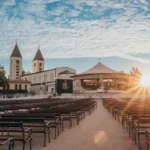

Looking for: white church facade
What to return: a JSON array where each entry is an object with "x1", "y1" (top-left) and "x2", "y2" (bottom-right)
[{"x1": 9, "y1": 43, "x2": 76, "y2": 93}]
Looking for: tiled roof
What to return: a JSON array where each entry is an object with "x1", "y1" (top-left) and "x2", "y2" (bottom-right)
[
  {"x1": 33, "y1": 48, "x2": 44, "y2": 61},
  {"x1": 9, "y1": 79, "x2": 31, "y2": 84},
  {"x1": 10, "y1": 43, "x2": 22, "y2": 58},
  {"x1": 80, "y1": 62, "x2": 118, "y2": 74},
  {"x1": 59, "y1": 70, "x2": 75, "y2": 75}
]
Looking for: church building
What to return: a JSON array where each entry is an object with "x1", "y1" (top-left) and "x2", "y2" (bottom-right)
[
  {"x1": 9, "y1": 43, "x2": 76, "y2": 94},
  {"x1": 9, "y1": 43, "x2": 31, "y2": 91}
]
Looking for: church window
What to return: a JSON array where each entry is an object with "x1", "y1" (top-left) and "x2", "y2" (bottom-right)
[
  {"x1": 19, "y1": 84, "x2": 21, "y2": 90},
  {"x1": 52, "y1": 74, "x2": 53, "y2": 80},
  {"x1": 25, "y1": 85, "x2": 27, "y2": 90},
  {"x1": 39, "y1": 76, "x2": 41, "y2": 82},
  {"x1": 16, "y1": 60, "x2": 19, "y2": 64},
  {"x1": 50, "y1": 74, "x2": 51, "y2": 80},
  {"x1": 39, "y1": 63, "x2": 42, "y2": 67},
  {"x1": 34, "y1": 77, "x2": 36, "y2": 83},
  {"x1": 15, "y1": 84, "x2": 17, "y2": 90},
  {"x1": 34, "y1": 63, "x2": 36, "y2": 67},
  {"x1": 44, "y1": 75, "x2": 47, "y2": 81}
]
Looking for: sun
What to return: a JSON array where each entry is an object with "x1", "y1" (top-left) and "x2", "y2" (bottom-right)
[{"x1": 140, "y1": 75, "x2": 150, "y2": 87}]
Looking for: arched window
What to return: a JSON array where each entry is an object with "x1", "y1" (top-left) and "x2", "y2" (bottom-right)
[
  {"x1": 39, "y1": 76, "x2": 41, "y2": 82},
  {"x1": 25, "y1": 85, "x2": 27, "y2": 90},
  {"x1": 16, "y1": 60, "x2": 19, "y2": 64},
  {"x1": 44, "y1": 75, "x2": 47, "y2": 81},
  {"x1": 34, "y1": 77, "x2": 36, "y2": 83},
  {"x1": 39, "y1": 63, "x2": 42, "y2": 67},
  {"x1": 34, "y1": 63, "x2": 36, "y2": 67},
  {"x1": 7, "y1": 84, "x2": 9, "y2": 90},
  {"x1": 19, "y1": 84, "x2": 21, "y2": 90},
  {"x1": 52, "y1": 74, "x2": 53, "y2": 80},
  {"x1": 15, "y1": 84, "x2": 17, "y2": 90}
]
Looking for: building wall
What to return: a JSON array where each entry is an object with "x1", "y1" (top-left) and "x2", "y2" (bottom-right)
[
  {"x1": 21, "y1": 69, "x2": 56, "y2": 84},
  {"x1": 32, "y1": 60, "x2": 44, "y2": 73},
  {"x1": 10, "y1": 57, "x2": 22, "y2": 79},
  {"x1": 9, "y1": 82, "x2": 30, "y2": 92},
  {"x1": 73, "y1": 79, "x2": 82, "y2": 93},
  {"x1": 21, "y1": 67, "x2": 76, "y2": 94},
  {"x1": 55, "y1": 68, "x2": 76, "y2": 77},
  {"x1": 58, "y1": 73, "x2": 75, "y2": 79}
]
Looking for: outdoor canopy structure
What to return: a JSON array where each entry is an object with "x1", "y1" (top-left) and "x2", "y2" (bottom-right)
[{"x1": 72, "y1": 62, "x2": 134, "y2": 93}]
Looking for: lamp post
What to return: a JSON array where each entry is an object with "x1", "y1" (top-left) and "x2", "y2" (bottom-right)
[{"x1": 40, "y1": 81, "x2": 43, "y2": 96}]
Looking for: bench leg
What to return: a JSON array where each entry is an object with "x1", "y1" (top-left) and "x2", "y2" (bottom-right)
[
  {"x1": 132, "y1": 126, "x2": 134, "y2": 140},
  {"x1": 147, "y1": 143, "x2": 149, "y2": 150},
  {"x1": 77, "y1": 117, "x2": 80, "y2": 125},
  {"x1": 134, "y1": 132, "x2": 137, "y2": 145},
  {"x1": 129, "y1": 124, "x2": 131, "y2": 137},
  {"x1": 55, "y1": 127, "x2": 57, "y2": 139},
  {"x1": 48, "y1": 130, "x2": 50, "y2": 143},
  {"x1": 43, "y1": 133, "x2": 46, "y2": 147},
  {"x1": 57, "y1": 125, "x2": 59, "y2": 136},
  {"x1": 138, "y1": 134, "x2": 142, "y2": 149},
  {"x1": 29, "y1": 139, "x2": 32, "y2": 150},
  {"x1": 9, "y1": 139, "x2": 14, "y2": 150},
  {"x1": 62, "y1": 120, "x2": 64, "y2": 131},
  {"x1": 59, "y1": 123, "x2": 61, "y2": 133},
  {"x1": 69, "y1": 119, "x2": 72, "y2": 129},
  {"x1": 23, "y1": 142, "x2": 25, "y2": 150}
]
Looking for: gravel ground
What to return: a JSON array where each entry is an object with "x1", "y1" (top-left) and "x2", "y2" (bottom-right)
[{"x1": 5, "y1": 100, "x2": 143, "y2": 150}]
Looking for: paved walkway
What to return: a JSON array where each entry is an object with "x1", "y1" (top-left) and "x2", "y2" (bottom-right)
[
  {"x1": 14, "y1": 101, "x2": 139, "y2": 150},
  {"x1": 44, "y1": 101, "x2": 138, "y2": 150}
]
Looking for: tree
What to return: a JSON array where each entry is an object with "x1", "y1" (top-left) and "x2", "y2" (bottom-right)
[
  {"x1": 22, "y1": 69, "x2": 25, "y2": 75},
  {"x1": 0, "y1": 67, "x2": 8, "y2": 89},
  {"x1": 130, "y1": 67, "x2": 142, "y2": 79}
]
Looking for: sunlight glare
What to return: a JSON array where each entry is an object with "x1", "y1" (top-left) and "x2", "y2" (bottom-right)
[{"x1": 140, "y1": 75, "x2": 150, "y2": 86}]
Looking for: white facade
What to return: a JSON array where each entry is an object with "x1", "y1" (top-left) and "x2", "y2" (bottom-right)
[
  {"x1": 9, "y1": 57, "x2": 22, "y2": 79},
  {"x1": 21, "y1": 67, "x2": 76, "y2": 94},
  {"x1": 32, "y1": 60, "x2": 44, "y2": 73},
  {"x1": 9, "y1": 80, "x2": 31, "y2": 92}
]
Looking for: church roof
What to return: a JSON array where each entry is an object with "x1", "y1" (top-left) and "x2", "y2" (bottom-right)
[
  {"x1": 59, "y1": 70, "x2": 76, "y2": 75},
  {"x1": 33, "y1": 49, "x2": 44, "y2": 61},
  {"x1": 80, "y1": 62, "x2": 118, "y2": 75},
  {"x1": 10, "y1": 43, "x2": 22, "y2": 58},
  {"x1": 9, "y1": 79, "x2": 31, "y2": 84}
]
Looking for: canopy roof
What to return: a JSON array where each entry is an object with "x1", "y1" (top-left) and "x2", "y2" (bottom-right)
[{"x1": 80, "y1": 62, "x2": 118, "y2": 75}]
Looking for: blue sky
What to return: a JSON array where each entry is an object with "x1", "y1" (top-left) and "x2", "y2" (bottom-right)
[{"x1": 0, "y1": 0, "x2": 150, "y2": 76}]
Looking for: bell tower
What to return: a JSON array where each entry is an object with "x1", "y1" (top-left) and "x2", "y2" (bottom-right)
[
  {"x1": 9, "y1": 43, "x2": 22, "y2": 79},
  {"x1": 32, "y1": 48, "x2": 44, "y2": 73}
]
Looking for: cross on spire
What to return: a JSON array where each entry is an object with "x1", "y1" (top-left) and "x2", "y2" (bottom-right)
[{"x1": 99, "y1": 58, "x2": 101, "y2": 62}]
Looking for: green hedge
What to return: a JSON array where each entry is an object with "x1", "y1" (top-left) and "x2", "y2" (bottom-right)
[{"x1": 0, "y1": 90, "x2": 28, "y2": 94}]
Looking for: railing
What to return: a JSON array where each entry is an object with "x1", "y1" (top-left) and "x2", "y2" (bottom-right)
[
  {"x1": 1, "y1": 92, "x2": 150, "y2": 101},
  {"x1": 0, "y1": 93, "x2": 50, "y2": 101}
]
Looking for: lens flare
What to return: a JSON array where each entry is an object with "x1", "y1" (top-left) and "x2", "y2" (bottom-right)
[{"x1": 140, "y1": 75, "x2": 150, "y2": 87}]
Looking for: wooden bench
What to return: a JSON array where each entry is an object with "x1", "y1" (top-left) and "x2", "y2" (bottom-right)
[
  {"x1": 133, "y1": 118, "x2": 150, "y2": 149},
  {"x1": 0, "y1": 122, "x2": 32, "y2": 150},
  {"x1": 127, "y1": 114, "x2": 150, "y2": 138},
  {"x1": 2, "y1": 112, "x2": 61, "y2": 139},
  {"x1": 0, "y1": 117, "x2": 50, "y2": 147},
  {"x1": 0, "y1": 137, "x2": 14, "y2": 150},
  {"x1": 146, "y1": 129, "x2": 150, "y2": 150}
]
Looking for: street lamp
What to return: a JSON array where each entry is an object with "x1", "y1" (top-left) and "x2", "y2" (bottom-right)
[{"x1": 40, "y1": 81, "x2": 44, "y2": 95}]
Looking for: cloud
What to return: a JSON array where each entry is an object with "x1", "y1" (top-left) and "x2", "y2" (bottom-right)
[
  {"x1": 3, "y1": 0, "x2": 15, "y2": 6},
  {"x1": 0, "y1": 0, "x2": 150, "y2": 65}
]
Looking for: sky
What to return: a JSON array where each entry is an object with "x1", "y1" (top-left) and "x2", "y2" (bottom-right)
[{"x1": 0, "y1": 0, "x2": 150, "y2": 76}]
